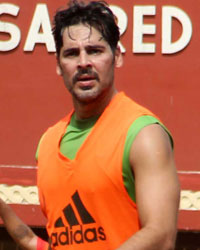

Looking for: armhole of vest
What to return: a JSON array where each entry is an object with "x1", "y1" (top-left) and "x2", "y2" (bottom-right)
[
  {"x1": 35, "y1": 134, "x2": 46, "y2": 162},
  {"x1": 122, "y1": 115, "x2": 173, "y2": 203}
]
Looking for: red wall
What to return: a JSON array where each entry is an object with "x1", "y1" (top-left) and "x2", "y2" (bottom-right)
[{"x1": 1, "y1": 0, "x2": 200, "y2": 171}]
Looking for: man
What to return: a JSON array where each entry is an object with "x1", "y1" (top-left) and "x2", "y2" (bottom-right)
[
  {"x1": 0, "y1": 198, "x2": 48, "y2": 250},
  {"x1": 36, "y1": 0, "x2": 180, "y2": 249}
]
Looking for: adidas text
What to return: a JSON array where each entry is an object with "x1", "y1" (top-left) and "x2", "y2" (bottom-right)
[{"x1": 51, "y1": 225, "x2": 106, "y2": 247}]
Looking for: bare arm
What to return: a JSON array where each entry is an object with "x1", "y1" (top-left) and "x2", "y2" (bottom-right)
[
  {"x1": 0, "y1": 198, "x2": 38, "y2": 250},
  {"x1": 117, "y1": 124, "x2": 180, "y2": 250}
]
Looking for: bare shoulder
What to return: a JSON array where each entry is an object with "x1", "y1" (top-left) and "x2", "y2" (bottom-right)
[
  {"x1": 129, "y1": 124, "x2": 180, "y2": 230},
  {"x1": 129, "y1": 123, "x2": 174, "y2": 172}
]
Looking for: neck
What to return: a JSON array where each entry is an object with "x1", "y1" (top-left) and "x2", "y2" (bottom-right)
[{"x1": 73, "y1": 88, "x2": 118, "y2": 120}]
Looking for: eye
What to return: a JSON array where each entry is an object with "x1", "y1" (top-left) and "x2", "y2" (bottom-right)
[
  {"x1": 87, "y1": 48, "x2": 103, "y2": 55},
  {"x1": 63, "y1": 49, "x2": 79, "y2": 58}
]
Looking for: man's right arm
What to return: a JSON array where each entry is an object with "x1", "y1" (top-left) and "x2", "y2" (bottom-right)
[{"x1": 0, "y1": 198, "x2": 48, "y2": 250}]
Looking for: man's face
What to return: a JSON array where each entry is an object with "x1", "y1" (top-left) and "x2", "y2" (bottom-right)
[{"x1": 57, "y1": 23, "x2": 122, "y2": 103}]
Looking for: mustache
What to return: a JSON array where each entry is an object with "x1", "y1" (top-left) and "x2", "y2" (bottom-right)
[{"x1": 72, "y1": 68, "x2": 100, "y2": 85}]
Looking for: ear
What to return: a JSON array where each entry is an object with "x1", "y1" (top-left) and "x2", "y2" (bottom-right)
[
  {"x1": 56, "y1": 64, "x2": 62, "y2": 76},
  {"x1": 55, "y1": 53, "x2": 62, "y2": 76},
  {"x1": 114, "y1": 46, "x2": 123, "y2": 68}
]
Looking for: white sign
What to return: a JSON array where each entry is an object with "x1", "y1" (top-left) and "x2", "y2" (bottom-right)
[{"x1": 0, "y1": 3, "x2": 193, "y2": 54}]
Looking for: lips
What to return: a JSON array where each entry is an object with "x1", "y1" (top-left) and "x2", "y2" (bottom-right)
[
  {"x1": 77, "y1": 75, "x2": 96, "y2": 82},
  {"x1": 76, "y1": 75, "x2": 96, "y2": 90},
  {"x1": 73, "y1": 70, "x2": 100, "y2": 85}
]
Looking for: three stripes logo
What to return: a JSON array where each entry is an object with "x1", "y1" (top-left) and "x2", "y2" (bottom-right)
[{"x1": 50, "y1": 191, "x2": 106, "y2": 247}]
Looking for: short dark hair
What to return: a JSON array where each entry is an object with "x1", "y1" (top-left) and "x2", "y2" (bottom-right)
[{"x1": 52, "y1": 0, "x2": 120, "y2": 56}]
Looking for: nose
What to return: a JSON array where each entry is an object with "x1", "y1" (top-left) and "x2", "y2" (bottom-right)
[{"x1": 78, "y1": 51, "x2": 91, "y2": 68}]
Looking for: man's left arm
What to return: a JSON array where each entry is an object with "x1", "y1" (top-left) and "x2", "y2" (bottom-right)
[{"x1": 117, "y1": 124, "x2": 180, "y2": 250}]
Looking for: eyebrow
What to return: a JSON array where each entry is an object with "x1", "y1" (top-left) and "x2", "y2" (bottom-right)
[
  {"x1": 86, "y1": 45, "x2": 105, "y2": 50},
  {"x1": 63, "y1": 47, "x2": 78, "y2": 54},
  {"x1": 63, "y1": 44, "x2": 106, "y2": 54}
]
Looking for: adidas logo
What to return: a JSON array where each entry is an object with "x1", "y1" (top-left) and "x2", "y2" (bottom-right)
[{"x1": 50, "y1": 191, "x2": 106, "y2": 247}]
